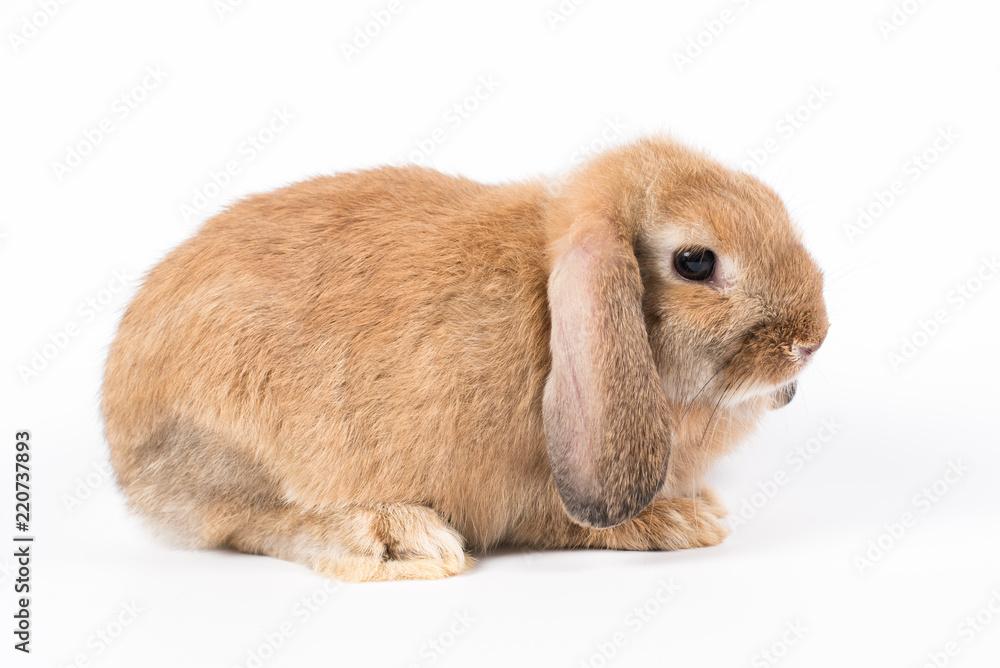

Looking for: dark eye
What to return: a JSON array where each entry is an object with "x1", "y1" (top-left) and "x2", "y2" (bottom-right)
[{"x1": 673, "y1": 248, "x2": 717, "y2": 281}]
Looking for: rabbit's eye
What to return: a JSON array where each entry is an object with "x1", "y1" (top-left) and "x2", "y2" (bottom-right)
[{"x1": 673, "y1": 248, "x2": 716, "y2": 281}]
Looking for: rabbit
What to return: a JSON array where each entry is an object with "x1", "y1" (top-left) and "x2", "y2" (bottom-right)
[{"x1": 102, "y1": 136, "x2": 828, "y2": 582}]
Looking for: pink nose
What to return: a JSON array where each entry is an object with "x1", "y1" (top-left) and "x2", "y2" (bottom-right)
[
  {"x1": 794, "y1": 337, "x2": 824, "y2": 362},
  {"x1": 796, "y1": 344, "x2": 816, "y2": 360}
]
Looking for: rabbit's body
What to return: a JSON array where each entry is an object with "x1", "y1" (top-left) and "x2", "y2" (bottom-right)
[{"x1": 104, "y1": 138, "x2": 827, "y2": 580}]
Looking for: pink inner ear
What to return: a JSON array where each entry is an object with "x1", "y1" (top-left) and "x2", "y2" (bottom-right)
[
  {"x1": 543, "y1": 238, "x2": 612, "y2": 503},
  {"x1": 544, "y1": 222, "x2": 672, "y2": 528}
]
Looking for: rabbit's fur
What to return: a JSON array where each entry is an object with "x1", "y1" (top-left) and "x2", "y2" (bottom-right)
[{"x1": 103, "y1": 137, "x2": 828, "y2": 581}]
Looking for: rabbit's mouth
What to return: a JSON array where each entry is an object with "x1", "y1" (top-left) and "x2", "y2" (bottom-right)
[
  {"x1": 714, "y1": 314, "x2": 829, "y2": 402},
  {"x1": 770, "y1": 381, "x2": 798, "y2": 409},
  {"x1": 706, "y1": 330, "x2": 824, "y2": 409},
  {"x1": 715, "y1": 376, "x2": 789, "y2": 407}
]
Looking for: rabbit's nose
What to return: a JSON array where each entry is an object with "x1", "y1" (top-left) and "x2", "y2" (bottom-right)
[
  {"x1": 793, "y1": 335, "x2": 824, "y2": 363},
  {"x1": 795, "y1": 343, "x2": 816, "y2": 360},
  {"x1": 793, "y1": 319, "x2": 828, "y2": 363}
]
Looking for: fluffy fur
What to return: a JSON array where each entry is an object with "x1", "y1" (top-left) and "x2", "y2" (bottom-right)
[{"x1": 102, "y1": 137, "x2": 828, "y2": 581}]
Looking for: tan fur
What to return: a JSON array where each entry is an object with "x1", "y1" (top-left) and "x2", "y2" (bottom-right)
[{"x1": 102, "y1": 136, "x2": 828, "y2": 581}]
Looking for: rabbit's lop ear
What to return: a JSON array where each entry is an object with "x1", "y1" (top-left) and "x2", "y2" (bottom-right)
[{"x1": 543, "y1": 215, "x2": 672, "y2": 529}]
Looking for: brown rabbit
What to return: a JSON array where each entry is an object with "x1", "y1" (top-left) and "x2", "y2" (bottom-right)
[{"x1": 102, "y1": 136, "x2": 828, "y2": 581}]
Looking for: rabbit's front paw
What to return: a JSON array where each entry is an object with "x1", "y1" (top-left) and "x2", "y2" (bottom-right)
[{"x1": 637, "y1": 493, "x2": 729, "y2": 550}]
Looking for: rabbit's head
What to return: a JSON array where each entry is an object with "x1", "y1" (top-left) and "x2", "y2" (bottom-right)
[{"x1": 543, "y1": 137, "x2": 828, "y2": 529}]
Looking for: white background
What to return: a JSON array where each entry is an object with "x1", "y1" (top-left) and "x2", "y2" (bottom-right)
[{"x1": 2, "y1": 0, "x2": 999, "y2": 666}]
